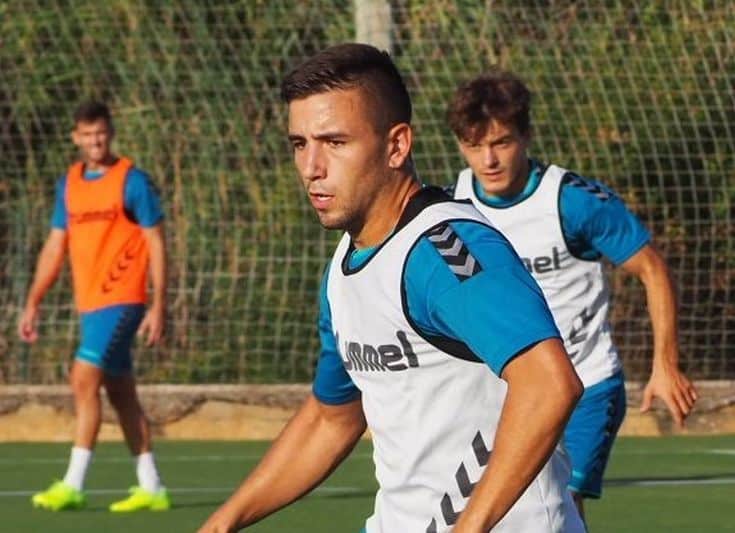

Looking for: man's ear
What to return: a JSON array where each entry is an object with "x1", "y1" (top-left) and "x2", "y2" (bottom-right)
[{"x1": 387, "y1": 122, "x2": 412, "y2": 170}]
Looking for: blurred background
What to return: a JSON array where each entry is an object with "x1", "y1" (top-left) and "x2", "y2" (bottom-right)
[{"x1": 1, "y1": 0, "x2": 733, "y2": 385}]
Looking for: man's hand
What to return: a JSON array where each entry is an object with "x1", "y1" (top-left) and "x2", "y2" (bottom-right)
[
  {"x1": 640, "y1": 362, "x2": 698, "y2": 427},
  {"x1": 137, "y1": 304, "x2": 165, "y2": 346},
  {"x1": 18, "y1": 305, "x2": 40, "y2": 343},
  {"x1": 197, "y1": 504, "x2": 241, "y2": 533}
]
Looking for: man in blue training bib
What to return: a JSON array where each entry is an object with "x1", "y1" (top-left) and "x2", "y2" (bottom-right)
[
  {"x1": 446, "y1": 70, "x2": 698, "y2": 523},
  {"x1": 199, "y1": 44, "x2": 585, "y2": 533}
]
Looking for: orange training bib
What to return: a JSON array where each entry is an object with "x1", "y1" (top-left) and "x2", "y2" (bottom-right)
[{"x1": 66, "y1": 157, "x2": 149, "y2": 312}]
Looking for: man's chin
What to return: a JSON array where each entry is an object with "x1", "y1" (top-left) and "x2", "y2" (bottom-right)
[
  {"x1": 480, "y1": 180, "x2": 512, "y2": 196},
  {"x1": 315, "y1": 212, "x2": 345, "y2": 231}
]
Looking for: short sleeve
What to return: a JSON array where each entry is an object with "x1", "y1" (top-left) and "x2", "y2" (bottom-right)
[
  {"x1": 50, "y1": 176, "x2": 67, "y2": 229},
  {"x1": 560, "y1": 175, "x2": 651, "y2": 265},
  {"x1": 404, "y1": 220, "x2": 561, "y2": 376},
  {"x1": 123, "y1": 168, "x2": 164, "y2": 227},
  {"x1": 312, "y1": 263, "x2": 361, "y2": 405}
]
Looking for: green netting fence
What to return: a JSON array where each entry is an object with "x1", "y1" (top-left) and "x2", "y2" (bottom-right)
[{"x1": 1, "y1": 0, "x2": 733, "y2": 384}]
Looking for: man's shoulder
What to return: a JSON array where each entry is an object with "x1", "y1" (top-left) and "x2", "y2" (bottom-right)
[
  {"x1": 559, "y1": 169, "x2": 618, "y2": 204},
  {"x1": 126, "y1": 165, "x2": 153, "y2": 182},
  {"x1": 124, "y1": 166, "x2": 161, "y2": 199},
  {"x1": 408, "y1": 218, "x2": 517, "y2": 286}
]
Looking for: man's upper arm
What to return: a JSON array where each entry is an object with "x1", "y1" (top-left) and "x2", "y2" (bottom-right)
[
  {"x1": 405, "y1": 220, "x2": 561, "y2": 377},
  {"x1": 560, "y1": 175, "x2": 650, "y2": 265},
  {"x1": 500, "y1": 337, "x2": 580, "y2": 396},
  {"x1": 46, "y1": 227, "x2": 68, "y2": 253},
  {"x1": 618, "y1": 242, "x2": 667, "y2": 279},
  {"x1": 141, "y1": 223, "x2": 164, "y2": 240},
  {"x1": 312, "y1": 264, "x2": 361, "y2": 405}
]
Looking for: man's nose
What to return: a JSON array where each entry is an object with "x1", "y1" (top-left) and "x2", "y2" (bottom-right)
[
  {"x1": 483, "y1": 146, "x2": 498, "y2": 167},
  {"x1": 303, "y1": 145, "x2": 326, "y2": 181}
]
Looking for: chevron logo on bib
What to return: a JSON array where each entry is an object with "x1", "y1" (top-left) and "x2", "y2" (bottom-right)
[{"x1": 425, "y1": 223, "x2": 482, "y2": 281}]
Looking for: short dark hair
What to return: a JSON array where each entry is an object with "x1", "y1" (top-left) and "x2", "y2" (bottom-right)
[
  {"x1": 281, "y1": 43, "x2": 411, "y2": 132},
  {"x1": 447, "y1": 70, "x2": 532, "y2": 143},
  {"x1": 73, "y1": 101, "x2": 112, "y2": 126}
]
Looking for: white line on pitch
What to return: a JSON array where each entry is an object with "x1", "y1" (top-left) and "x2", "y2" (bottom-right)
[
  {"x1": 0, "y1": 486, "x2": 363, "y2": 498},
  {"x1": 606, "y1": 477, "x2": 735, "y2": 487},
  {"x1": 0, "y1": 453, "x2": 375, "y2": 465},
  {"x1": 612, "y1": 448, "x2": 735, "y2": 456},
  {"x1": 0, "y1": 448, "x2": 731, "y2": 466}
]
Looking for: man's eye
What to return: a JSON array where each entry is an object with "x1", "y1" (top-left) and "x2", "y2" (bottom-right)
[{"x1": 327, "y1": 140, "x2": 344, "y2": 148}]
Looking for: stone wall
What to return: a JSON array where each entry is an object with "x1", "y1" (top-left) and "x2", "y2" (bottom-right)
[{"x1": 0, "y1": 382, "x2": 732, "y2": 442}]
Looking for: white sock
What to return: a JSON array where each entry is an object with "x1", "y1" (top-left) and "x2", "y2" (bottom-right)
[
  {"x1": 136, "y1": 452, "x2": 162, "y2": 493},
  {"x1": 62, "y1": 446, "x2": 93, "y2": 491}
]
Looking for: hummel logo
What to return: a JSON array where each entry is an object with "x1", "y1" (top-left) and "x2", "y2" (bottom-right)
[
  {"x1": 101, "y1": 245, "x2": 139, "y2": 293},
  {"x1": 425, "y1": 223, "x2": 482, "y2": 281},
  {"x1": 337, "y1": 330, "x2": 419, "y2": 372},
  {"x1": 563, "y1": 172, "x2": 614, "y2": 202},
  {"x1": 520, "y1": 246, "x2": 570, "y2": 274},
  {"x1": 426, "y1": 431, "x2": 492, "y2": 531},
  {"x1": 569, "y1": 307, "x2": 594, "y2": 345}
]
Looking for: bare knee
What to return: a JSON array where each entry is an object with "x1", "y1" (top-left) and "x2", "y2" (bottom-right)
[{"x1": 70, "y1": 364, "x2": 102, "y2": 401}]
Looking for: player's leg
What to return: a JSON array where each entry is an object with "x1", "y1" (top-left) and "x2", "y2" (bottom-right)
[
  {"x1": 70, "y1": 359, "x2": 106, "y2": 449},
  {"x1": 105, "y1": 373, "x2": 151, "y2": 455},
  {"x1": 563, "y1": 371, "x2": 627, "y2": 523},
  {"x1": 31, "y1": 319, "x2": 110, "y2": 511},
  {"x1": 102, "y1": 304, "x2": 170, "y2": 512}
]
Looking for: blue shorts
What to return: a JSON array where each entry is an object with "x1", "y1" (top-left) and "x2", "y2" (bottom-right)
[
  {"x1": 564, "y1": 371, "x2": 626, "y2": 498},
  {"x1": 75, "y1": 304, "x2": 145, "y2": 376}
]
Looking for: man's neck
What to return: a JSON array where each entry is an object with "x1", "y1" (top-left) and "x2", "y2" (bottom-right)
[
  {"x1": 352, "y1": 174, "x2": 421, "y2": 249},
  {"x1": 83, "y1": 155, "x2": 117, "y2": 173}
]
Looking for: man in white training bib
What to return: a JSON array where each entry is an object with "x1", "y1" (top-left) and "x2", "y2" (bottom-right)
[
  {"x1": 199, "y1": 44, "x2": 585, "y2": 533},
  {"x1": 447, "y1": 70, "x2": 698, "y2": 523}
]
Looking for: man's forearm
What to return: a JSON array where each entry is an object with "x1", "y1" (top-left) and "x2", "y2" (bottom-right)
[
  {"x1": 641, "y1": 253, "x2": 679, "y2": 367},
  {"x1": 624, "y1": 245, "x2": 679, "y2": 367},
  {"x1": 143, "y1": 225, "x2": 166, "y2": 309},
  {"x1": 216, "y1": 394, "x2": 365, "y2": 528}
]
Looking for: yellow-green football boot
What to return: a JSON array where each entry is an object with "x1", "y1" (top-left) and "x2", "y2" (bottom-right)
[
  {"x1": 31, "y1": 480, "x2": 86, "y2": 511},
  {"x1": 109, "y1": 486, "x2": 171, "y2": 512}
]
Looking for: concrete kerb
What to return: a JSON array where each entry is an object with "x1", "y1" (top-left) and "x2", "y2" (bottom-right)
[{"x1": 0, "y1": 381, "x2": 732, "y2": 441}]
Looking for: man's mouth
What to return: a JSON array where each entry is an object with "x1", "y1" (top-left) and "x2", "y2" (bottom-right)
[
  {"x1": 481, "y1": 170, "x2": 505, "y2": 179},
  {"x1": 309, "y1": 192, "x2": 334, "y2": 210}
]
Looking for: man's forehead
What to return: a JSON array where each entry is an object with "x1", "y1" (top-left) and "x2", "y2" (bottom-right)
[
  {"x1": 75, "y1": 119, "x2": 110, "y2": 131},
  {"x1": 288, "y1": 89, "x2": 370, "y2": 130},
  {"x1": 465, "y1": 119, "x2": 520, "y2": 143}
]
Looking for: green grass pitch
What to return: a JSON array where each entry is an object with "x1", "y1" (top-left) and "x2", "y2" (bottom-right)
[{"x1": 1, "y1": 435, "x2": 733, "y2": 532}]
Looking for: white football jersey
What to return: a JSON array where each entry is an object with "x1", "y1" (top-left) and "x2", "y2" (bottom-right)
[
  {"x1": 326, "y1": 199, "x2": 583, "y2": 533},
  {"x1": 454, "y1": 165, "x2": 621, "y2": 387}
]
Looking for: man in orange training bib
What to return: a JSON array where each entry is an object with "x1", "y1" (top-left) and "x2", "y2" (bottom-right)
[{"x1": 18, "y1": 101, "x2": 171, "y2": 513}]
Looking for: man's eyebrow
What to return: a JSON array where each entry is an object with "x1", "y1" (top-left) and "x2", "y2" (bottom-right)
[
  {"x1": 312, "y1": 131, "x2": 350, "y2": 141},
  {"x1": 287, "y1": 130, "x2": 352, "y2": 143}
]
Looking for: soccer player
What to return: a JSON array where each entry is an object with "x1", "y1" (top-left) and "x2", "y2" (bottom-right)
[
  {"x1": 198, "y1": 44, "x2": 585, "y2": 533},
  {"x1": 18, "y1": 101, "x2": 171, "y2": 513},
  {"x1": 446, "y1": 71, "x2": 698, "y2": 521}
]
